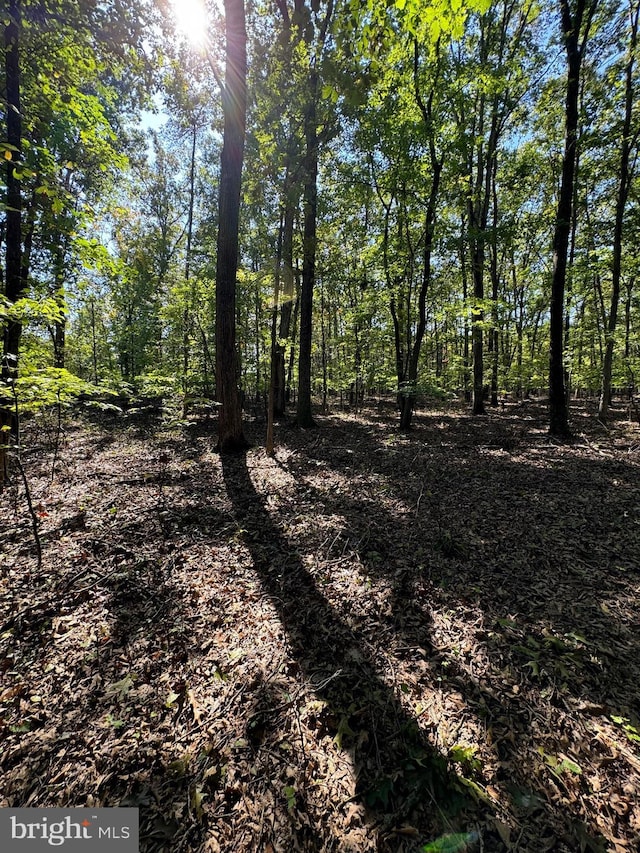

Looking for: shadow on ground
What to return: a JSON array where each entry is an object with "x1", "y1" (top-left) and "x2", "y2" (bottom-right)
[{"x1": 220, "y1": 451, "x2": 486, "y2": 852}]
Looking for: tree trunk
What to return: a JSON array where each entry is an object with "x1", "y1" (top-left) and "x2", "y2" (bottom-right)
[
  {"x1": 266, "y1": 245, "x2": 281, "y2": 456},
  {"x1": 549, "y1": 0, "x2": 596, "y2": 436},
  {"x1": 489, "y1": 165, "x2": 500, "y2": 407},
  {"x1": 1, "y1": 0, "x2": 22, "y2": 483},
  {"x1": 461, "y1": 217, "x2": 471, "y2": 401},
  {"x1": 397, "y1": 40, "x2": 443, "y2": 431},
  {"x1": 90, "y1": 298, "x2": 99, "y2": 384},
  {"x1": 296, "y1": 67, "x2": 318, "y2": 429},
  {"x1": 599, "y1": 0, "x2": 638, "y2": 419},
  {"x1": 215, "y1": 0, "x2": 248, "y2": 452},
  {"x1": 2, "y1": 0, "x2": 23, "y2": 381},
  {"x1": 275, "y1": 195, "x2": 295, "y2": 417},
  {"x1": 624, "y1": 278, "x2": 633, "y2": 362},
  {"x1": 50, "y1": 233, "x2": 70, "y2": 369},
  {"x1": 182, "y1": 121, "x2": 198, "y2": 418}
]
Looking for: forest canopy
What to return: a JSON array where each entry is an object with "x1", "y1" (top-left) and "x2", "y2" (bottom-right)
[{"x1": 2, "y1": 0, "x2": 640, "y2": 443}]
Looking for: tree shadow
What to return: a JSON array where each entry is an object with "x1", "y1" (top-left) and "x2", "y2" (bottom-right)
[
  {"x1": 4, "y1": 408, "x2": 637, "y2": 851},
  {"x1": 272, "y1": 409, "x2": 640, "y2": 850},
  {"x1": 220, "y1": 450, "x2": 483, "y2": 850}
]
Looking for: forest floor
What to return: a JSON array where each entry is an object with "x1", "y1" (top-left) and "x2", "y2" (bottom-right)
[{"x1": 1, "y1": 398, "x2": 639, "y2": 853}]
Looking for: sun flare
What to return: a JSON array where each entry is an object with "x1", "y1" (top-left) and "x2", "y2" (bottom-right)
[{"x1": 172, "y1": 0, "x2": 210, "y2": 47}]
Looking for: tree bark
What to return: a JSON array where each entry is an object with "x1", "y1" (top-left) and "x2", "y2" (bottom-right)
[
  {"x1": 274, "y1": 191, "x2": 295, "y2": 417},
  {"x1": 599, "y1": 0, "x2": 638, "y2": 419},
  {"x1": 182, "y1": 120, "x2": 198, "y2": 418},
  {"x1": 296, "y1": 67, "x2": 318, "y2": 428},
  {"x1": 397, "y1": 40, "x2": 443, "y2": 431},
  {"x1": 549, "y1": 0, "x2": 597, "y2": 436},
  {"x1": 2, "y1": 0, "x2": 23, "y2": 382},
  {"x1": 1, "y1": 0, "x2": 22, "y2": 483},
  {"x1": 215, "y1": 0, "x2": 248, "y2": 452}
]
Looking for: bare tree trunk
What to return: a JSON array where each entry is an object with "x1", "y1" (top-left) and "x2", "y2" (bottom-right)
[
  {"x1": 49, "y1": 232, "x2": 71, "y2": 369},
  {"x1": 2, "y1": 0, "x2": 22, "y2": 381},
  {"x1": 599, "y1": 0, "x2": 638, "y2": 419},
  {"x1": 274, "y1": 190, "x2": 295, "y2": 417},
  {"x1": 267, "y1": 207, "x2": 286, "y2": 455},
  {"x1": 296, "y1": 68, "x2": 318, "y2": 428},
  {"x1": 182, "y1": 121, "x2": 198, "y2": 418},
  {"x1": 624, "y1": 278, "x2": 633, "y2": 361},
  {"x1": 215, "y1": 0, "x2": 248, "y2": 452},
  {"x1": 549, "y1": 0, "x2": 597, "y2": 436},
  {"x1": 295, "y1": 0, "x2": 334, "y2": 427},
  {"x1": 460, "y1": 217, "x2": 471, "y2": 401},
  {"x1": 1, "y1": 0, "x2": 23, "y2": 484},
  {"x1": 90, "y1": 298, "x2": 99, "y2": 384},
  {"x1": 398, "y1": 40, "x2": 443, "y2": 431}
]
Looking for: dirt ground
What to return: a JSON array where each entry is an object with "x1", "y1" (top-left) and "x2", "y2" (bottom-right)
[{"x1": 1, "y1": 399, "x2": 639, "y2": 852}]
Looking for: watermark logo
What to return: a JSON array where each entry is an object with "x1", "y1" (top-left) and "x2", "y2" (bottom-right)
[{"x1": 0, "y1": 808, "x2": 138, "y2": 851}]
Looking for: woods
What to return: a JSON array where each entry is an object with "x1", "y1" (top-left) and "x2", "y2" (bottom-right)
[
  {"x1": 2, "y1": 1, "x2": 640, "y2": 852},
  {"x1": 2, "y1": 0, "x2": 640, "y2": 438}
]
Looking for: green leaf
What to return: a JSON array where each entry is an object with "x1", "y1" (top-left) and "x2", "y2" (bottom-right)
[
  {"x1": 524, "y1": 660, "x2": 540, "y2": 676},
  {"x1": 168, "y1": 754, "x2": 191, "y2": 775},
  {"x1": 456, "y1": 776, "x2": 492, "y2": 803},
  {"x1": 190, "y1": 786, "x2": 206, "y2": 819},
  {"x1": 557, "y1": 758, "x2": 582, "y2": 775},
  {"x1": 105, "y1": 673, "x2": 136, "y2": 700},
  {"x1": 422, "y1": 831, "x2": 479, "y2": 852},
  {"x1": 283, "y1": 785, "x2": 296, "y2": 812},
  {"x1": 333, "y1": 714, "x2": 355, "y2": 749},
  {"x1": 104, "y1": 713, "x2": 125, "y2": 729},
  {"x1": 9, "y1": 721, "x2": 32, "y2": 733},
  {"x1": 449, "y1": 744, "x2": 479, "y2": 765},
  {"x1": 165, "y1": 690, "x2": 181, "y2": 708},
  {"x1": 321, "y1": 84, "x2": 339, "y2": 103}
]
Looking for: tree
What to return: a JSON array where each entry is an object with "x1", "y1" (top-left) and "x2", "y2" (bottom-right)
[
  {"x1": 598, "y1": 0, "x2": 639, "y2": 419},
  {"x1": 549, "y1": 0, "x2": 599, "y2": 436},
  {"x1": 396, "y1": 39, "x2": 444, "y2": 430},
  {"x1": 293, "y1": 0, "x2": 335, "y2": 429},
  {"x1": 449, "y1": 0, "x2": 538, "y2": 415},
  {"x1": 250, "y1": 5, "x2": 304, "y2": 423},
  {"x1": 215, "y1": 0, "x2": 248, "y2": 451},
  {"x1": 1, "y1": 0, "x2": 23, "y2": 482},
  {"x1": 2, "y1": 0, "x2": 23, "y2": 384}
]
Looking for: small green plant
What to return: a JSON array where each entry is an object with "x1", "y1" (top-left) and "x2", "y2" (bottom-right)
[
  {"x1": 610, "y1": 715, "x2": 640, "y2": 744},
  {"x1": 422, "y1": 831, "x2": 479, "y2": 852},
  {"x1": 283, "y1": 785, "x2": 296, "y2": 813},
  {"x1": 15, "y1": 368, "x2": 97, "y2": 411},
  {"x1": 449, "y1": 744, "x2": 482, "y2": 773},
  {"x1": 537, "y1": 746, "x2": 582, "y2": 776}
]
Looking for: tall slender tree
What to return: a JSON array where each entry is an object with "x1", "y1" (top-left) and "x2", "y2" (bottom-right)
[
  {"x1": 598, "y1": 0, "x2": 639, "y2": 419},
  {"x1": 215, "y1": 0, "x2": 248, "y2": 451},
  {"x1": 295, "y1": 0, "x2": 335, "y2": 429},
  {"x1": 549, "y1": 0, "x2": 598, "y2": 436},
  {"x1": 1, "y1": 0, "x2": 23, "y2": 482},
  {"x1": 2, "y1": 0, "x2": 23, "y2": 383}
]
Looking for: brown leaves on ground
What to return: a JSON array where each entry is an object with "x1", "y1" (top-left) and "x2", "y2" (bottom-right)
[{"x1": 1, "y1": 399, "x2": 639, "y2": 852}]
